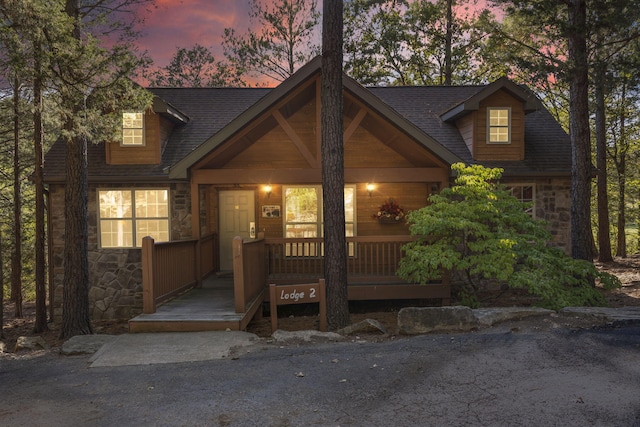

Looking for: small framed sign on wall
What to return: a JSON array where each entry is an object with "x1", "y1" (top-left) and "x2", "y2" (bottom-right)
[{"x1": 262, "y1": 205, "x2": 281, "y2": 218}]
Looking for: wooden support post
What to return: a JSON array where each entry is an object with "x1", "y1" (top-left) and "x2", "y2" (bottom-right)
[
  {"x1": 141, "y1": 236, "x2": 156, "y2": 314},
  {"x1": 195, "y1": 238, "x2": 202, "y2": 288},
  {"x1": 233, "y1": 236, "x2": 245, "y2": 313}
]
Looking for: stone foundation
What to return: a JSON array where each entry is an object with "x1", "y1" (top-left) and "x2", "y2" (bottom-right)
[{"x1": 50, "y1": 183, "x2": 194, "y2": 322}]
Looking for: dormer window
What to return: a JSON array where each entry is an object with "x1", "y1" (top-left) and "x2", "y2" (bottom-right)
[
  {"x1": 122, "y1": 112, "x2": 145, "y2": 146},
  {"x1": 487, "y1": 107, "x2": 510, "y2": 144}
]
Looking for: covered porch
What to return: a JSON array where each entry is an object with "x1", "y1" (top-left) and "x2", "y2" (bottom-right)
[{"x1": 128, "y1": 234, "x2": 450, "y2": 333}]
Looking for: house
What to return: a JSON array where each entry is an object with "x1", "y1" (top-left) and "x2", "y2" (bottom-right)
[{"x1": 43, "y1": 57, "x2": 572, "y2": 324}]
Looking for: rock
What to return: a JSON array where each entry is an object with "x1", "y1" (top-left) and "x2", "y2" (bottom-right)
[
  {"x1": 473, "y1": 307, "x2": 554, "y2": 327},
  {"x1": 271, "y1": 329, "x2": 345, "y2": 343},
  {"x1": 337, "y1": 318, "x2": 388, "y2": 336},
  {"x1": 0, "y1": 341, "x2": 6, "y2": 353},
  {"x1": 398, "y1": 306, "x2": 479, "y2": 335},
  {"x1": 60, "y1": 335, "x2": 117, "y2": 355},
  {"x1": 559, "y1": 307, "x2": 640, "y2": 323},
  {"x1": 14, "y1": 336, "x2": 49, "y2": 352}
]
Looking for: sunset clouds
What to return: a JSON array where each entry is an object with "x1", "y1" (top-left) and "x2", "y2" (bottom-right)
[{"x1": 136, "y1": 0, "x2": 256, "y2": 67}]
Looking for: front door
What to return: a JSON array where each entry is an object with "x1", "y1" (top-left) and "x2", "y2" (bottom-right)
[{"x1": 219, "y1": 190, "x2": 256, "y2": 271}]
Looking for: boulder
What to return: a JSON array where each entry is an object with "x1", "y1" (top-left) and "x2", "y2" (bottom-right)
[
  {"x1": 473, "y1": 307, "x2": 554, "y2": 327},
  {"x1": 398, "y1": 306, "x2": 479, "y2": 335},
  {"x1": 337, "y1": 318, "x2": 388, "y2": 336},
  {"x1": 271, "y1": 329, "x2": 345, "y2": 343},
  {"x1": 60, "y1": 335, "x2": 117, "y2": 355},
  {"x1": 14, "y1": 336, "x2": 49, "y2": 352}
]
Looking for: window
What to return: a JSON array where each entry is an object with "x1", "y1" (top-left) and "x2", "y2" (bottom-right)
[
  {"x1": 98, "y1": 189, "x2": 169, "y2": 248},
  {"x1": 284, "y1": 186, "x2": 355, "y2": 256},
  {"x1": 487, "y1": 107, "x2": 510, "y2": 144},
  {"x1": 506, "y1": 184, "x2": 535, "y2": 217},
  {"x1": 122, "y1": 112, "x2": 144, "y2": 146}
]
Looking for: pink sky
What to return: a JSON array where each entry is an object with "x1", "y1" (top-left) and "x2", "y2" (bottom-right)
[
  {"x1": 136, "y1": 0, "x2": 259, "y2": 67},
  {"x1": 134, "y1": 0, "x2": 495, "y2": 80}
]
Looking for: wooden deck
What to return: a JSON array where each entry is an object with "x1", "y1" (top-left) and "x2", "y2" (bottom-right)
[{"x1": 129, "y1": 275, "x2": 263, "y2": 333}]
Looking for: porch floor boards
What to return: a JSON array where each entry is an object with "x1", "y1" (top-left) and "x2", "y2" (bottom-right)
[{"x1": 129, "y1": 275, "x2": 250, "y2": 333}]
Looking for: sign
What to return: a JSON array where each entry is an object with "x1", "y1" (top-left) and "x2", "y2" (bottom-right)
[
  {"x1": 269, "y1": 280, "x2": 326, "y2": 332},
  {"x1": 262, "y1": 205, "x2": 281, "y2": 218}
]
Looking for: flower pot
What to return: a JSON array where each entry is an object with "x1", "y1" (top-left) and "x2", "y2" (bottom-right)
[{"x1": 378, "y1": 216, "x2": 402, "y2": 224}]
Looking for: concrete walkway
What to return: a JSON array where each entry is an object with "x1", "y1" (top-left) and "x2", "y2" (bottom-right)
[{"x1": 60, "y1": 306, "x2": 640, "y2": 368}]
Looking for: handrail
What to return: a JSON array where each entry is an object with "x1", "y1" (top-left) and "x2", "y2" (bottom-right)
[
  {"x1": 233, "y1": 236, "x2": 266, "y2": 313},
  {"x1": 263, "y1": 235, "x2": 416, "y2": 284},
  {"x1": 142, "y1": 234, "x2": 219, "y2": 314}
]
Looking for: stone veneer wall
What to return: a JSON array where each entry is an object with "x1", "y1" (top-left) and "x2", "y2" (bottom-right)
[
  {"x1": 50, "y1": 182, "x2": 193, "y2": 321},
  {"x1": 534, "y1": 178, "x2": 571, "y2": 255}
]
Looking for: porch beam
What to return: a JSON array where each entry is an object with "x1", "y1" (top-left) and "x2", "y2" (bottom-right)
[
  {"x1": 343, "y1": 108, "x2": 367, "y2": 144},
  {"x1": 192, "y1": 167, "x2": 449, "y2": 185},
  {"x1": 272, "y1": 109, "x2": 318, "y2": 168}
]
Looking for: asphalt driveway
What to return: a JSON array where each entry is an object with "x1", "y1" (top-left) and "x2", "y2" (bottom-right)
[{"x1": 2, "y1": 325, "x2": 640, "y2": 426}]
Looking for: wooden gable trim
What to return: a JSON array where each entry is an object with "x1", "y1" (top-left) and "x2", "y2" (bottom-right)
[
  {"x1": 342, "y1": 75, "x2": 462, "y2": 165},
  {"x1": 169, "y1": 58, "x2": 323, "y2": 179},
  {"x1": 344, "y1": 108, "x2": 367, "y2": 143},
  {"x1": 190, "y1": 75, "x2": 319, "y2": 172},
  {"x1": 272, "y1": 110, "x2": 318, "y2": 167},
  {"x1": 192, "y1": 167, "x2": 449, "y2": 185}
]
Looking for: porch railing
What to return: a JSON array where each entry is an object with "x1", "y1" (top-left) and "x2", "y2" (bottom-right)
[
  {"x1": 232, "y1": 236, "x2": 267, "y2": 313},
  {"x1": 264, "y1": 235, "x2": 415, "y2": 284},
  {"x1": 141, "y1": 234, "x2": 219, "y2": 314}
]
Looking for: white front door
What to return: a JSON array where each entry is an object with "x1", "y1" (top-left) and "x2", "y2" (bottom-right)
[{"x1": 219, "y1": 190, "x2": 256, "y2": 271}]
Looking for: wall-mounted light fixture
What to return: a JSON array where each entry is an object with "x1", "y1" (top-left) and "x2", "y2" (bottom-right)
[
  {"x1": 366, "y1": 183, "x2": 376, "y2": 197},
  {"x1": 264, "y1": 184, "x2": 272, "y2": 199},
  {"x1": 431, "y1": 183, "x2": 440, "y2": 193}
]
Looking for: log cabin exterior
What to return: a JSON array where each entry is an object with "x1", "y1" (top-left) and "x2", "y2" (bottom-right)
[{"x1": 43, "y1": 58, "x2": 573, "y2": 324}]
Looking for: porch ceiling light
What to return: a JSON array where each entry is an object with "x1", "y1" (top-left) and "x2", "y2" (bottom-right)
[
  {"x1": 366, "y1": 183, "x2": 375, "y2": 197},
  {"x1": 264, "y1": 184, "x2": 272, "y2": 198}
]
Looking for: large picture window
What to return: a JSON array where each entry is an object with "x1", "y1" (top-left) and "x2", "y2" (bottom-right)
[
  {"x1": 284, "y1": 185, "x2": 355, "y2": 256},
  {"x1": 98, "y1": 189, "x2": 169, "y2": 248},
  {"x1": 487, "y1": 107, "x2": 511, "y2": 144},
  {"x1": 122, "y1": 112, "x2": 145, "y2": 146}
]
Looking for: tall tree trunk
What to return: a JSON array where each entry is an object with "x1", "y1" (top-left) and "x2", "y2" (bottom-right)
[
  {"x1": 33, "y1": 45, "x2": 48, "y2": 333},
  {"x1": 61, "y1": 129, "x2": 92, "y2": 339},
  {"x1": 567, "y1": 0, "x2": 594, "y2": 262},
  {"x1": 615, "y1": 80, "x2": 628, "y2": 258},
  {"x1": 444, "y1": 0, "x2": 453, "y2": 85},
  {"x1": 616, "y1": 160, "x2": 627, "y2": 257},
  {"x1": 11, "y1": 76, "x2": 23, "y2": 318},
  {"x1": 321, "y1": 0, "x2": 350, "y2": 330},
  {"x1": 594, "y1": 63, "x2": 612, "y2": 262},
  {"x1": 60, "y1": 0, "x2": 92, "y2": 339}
]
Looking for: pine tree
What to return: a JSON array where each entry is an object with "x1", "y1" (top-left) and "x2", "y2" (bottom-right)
[{"x1": 321, "y1": 0, "x2": 350, "y2": 330}]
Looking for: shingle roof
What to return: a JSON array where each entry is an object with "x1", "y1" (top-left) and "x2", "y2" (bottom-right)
[
  {"x1": 43, "y1": 76, "x2": 571, "y2": 183},
  {"x1": 369, "y1": 86, "x2": 572, "y2": 176}
]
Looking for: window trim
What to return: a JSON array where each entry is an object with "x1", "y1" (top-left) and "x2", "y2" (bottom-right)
[
  {"x1": 97, "y1": 188, "x2": 170, "y2": 249},
  {"x1": 487, "y1": 107, "x2": 511, "y2": 144},
  {"x1": 121, "y1": 111, "x2": 145, "y2": 147},
  {"x1": 282, "y1": 184, "x2": 357, "y2": 257},
  {"x1": 505, "y1": 183, "x2": 535, "y2": 218}
]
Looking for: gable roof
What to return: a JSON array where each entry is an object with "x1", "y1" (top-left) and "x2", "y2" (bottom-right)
[
  {"x1": 166, "y1": 57, "x2": 463, "y2": 179},
  {"x1": 440, "y1": 76, "x2": 542, "y2": 123},
  {"x1": 370, "y1": 85, "x2": 570, "y2": 176},
  {"x1": 43, "y1": 61, "x2": 571, "y2": 183}
]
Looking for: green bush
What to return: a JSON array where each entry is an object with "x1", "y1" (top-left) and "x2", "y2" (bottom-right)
[{"x1": 398, "y1": 163, "x2": 621, "y2": 310}]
